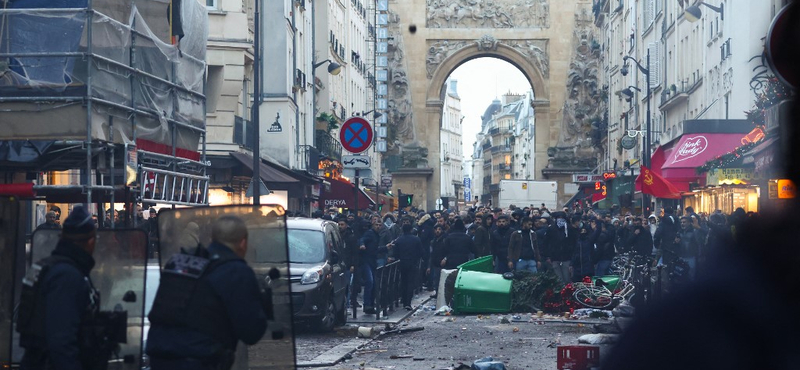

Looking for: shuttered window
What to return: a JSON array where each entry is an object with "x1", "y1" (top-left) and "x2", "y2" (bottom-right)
[{"x1": 648, "y1": 41, "x2": 662, "y2": 89}]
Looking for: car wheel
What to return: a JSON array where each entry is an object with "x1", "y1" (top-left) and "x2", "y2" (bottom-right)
[{"x1": 319, "y1": 295, "x2": 336, "y2": 332}]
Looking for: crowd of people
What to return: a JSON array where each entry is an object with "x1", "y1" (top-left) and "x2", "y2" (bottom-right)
[{"x1": 314, "y1": 202, "x2": 753, "y2": 314}]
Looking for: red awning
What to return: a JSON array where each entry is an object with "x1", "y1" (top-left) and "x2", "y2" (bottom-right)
[
  {"x1": 649, "y1": 145, "x2": 672, "y2": 176},
  {"x1": 320, "y1": 179, "x2": 375, "y2": 210},
  {"x1": 661, "y1": 133, "x2": 748, "y2": 180}
]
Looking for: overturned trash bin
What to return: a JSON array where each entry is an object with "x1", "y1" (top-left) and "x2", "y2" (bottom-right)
[
  {"x1": 452, "y1": 270, "x2": 512, "y2": 314},
  {"x1": 458, "y1": 255, "x2": 494, "y2": 273}
]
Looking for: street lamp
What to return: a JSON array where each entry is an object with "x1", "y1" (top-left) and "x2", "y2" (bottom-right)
[
  {"x1": 684, "y1": 2, "x2": 724, "y2": 22},
  {"x1": 622, "y1": 50, "x2": 651, "y2": 214},
  {"x1": 621, "y1": 51, "x2": 651, "y2": 169},
  {"x1": 313, "y1": 59, "x2": 342, "y2": 75},
  {"x1": 360, "y1": 109, "x2": 383, "y2": 119}
]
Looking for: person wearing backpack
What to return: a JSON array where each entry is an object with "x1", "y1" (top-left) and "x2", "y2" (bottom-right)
[
  {"x1": 146, "y1": 215, "x2": 268, "y2": 370},
  {"x1": 18, "y1": 206, "x2": 111, "y2": 370}
]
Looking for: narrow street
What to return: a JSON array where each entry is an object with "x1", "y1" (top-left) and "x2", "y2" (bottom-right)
[{"x1": 281, "y1": 295, "x2": 614, "y2": 370}]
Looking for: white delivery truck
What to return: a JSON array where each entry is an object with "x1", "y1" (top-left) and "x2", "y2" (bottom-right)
[{"x1": 498, "y1": 180, "x2": 558, "y2": 210}]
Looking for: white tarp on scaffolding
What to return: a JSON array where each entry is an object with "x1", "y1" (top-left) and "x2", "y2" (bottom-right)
[{"x1": 0, "y1": 0, "x2": 207, "y2": 153}]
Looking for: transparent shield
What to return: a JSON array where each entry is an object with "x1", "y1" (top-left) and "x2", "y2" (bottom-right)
[
  {"x1": 157, "y1": 205, "x2": 296, "y2": 370},
  {"x1": 0, "y1": 198, "x2": 21, "y2": 366},
  {"x1": 30, "y1": 229, "x2": 149, "y2": 370}
]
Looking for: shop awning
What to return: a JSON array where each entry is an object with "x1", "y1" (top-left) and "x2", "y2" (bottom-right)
[
  {"x1": 230, "y1": 152, "x2": 300, "y2": 184},
  {"x1": 662, "y1": 133, "x2": 749, "y2": 176},
  {"x1": 320, "y1": 178, "x2": 375, "y2": 210},
  {"x1": 659, "y1": 133, "x2": 749, "y2": 190}
]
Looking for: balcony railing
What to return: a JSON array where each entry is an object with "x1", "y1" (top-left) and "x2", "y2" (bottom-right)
[
  {"x1": 297, "y1": 145, "x2": 321, "y2": 174},
  {"x1": 490, "y1": 145, "x2": 513, "y2": 154},
  {"x1": 498, "y1": 163, "x2": 512, "y2": 171},
  {"x1": 315, "y1": 130, "x2": 342, "y2": 162}
]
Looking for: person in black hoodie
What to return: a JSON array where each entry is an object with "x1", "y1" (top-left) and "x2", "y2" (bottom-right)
[
  {"x1": 337, "y1": 218, "x2": 360, "y2": 309},
  {"x1": 415, "y1": 214, "x2": 435, "y2": 288},
  {"x1": 626, "y1": 217, "x2": 654, "y2": 258},
  {"x1": 441, "y1": 218, "x2": 475, "y2": 269},
  {"x1": 427, "y1": 225, "x2": 447, "y2": 297},
  {"x1": 491, "y1": 215, "x2": 516, "y2": 274},
  {"x1": 356, "y1": 222, "x2": 381, "y2": 314},
  {"x1": 393, "y1": 223, "x2": 424, "y2": 310},
  {"x1": 572, "y1": 219, "x2": 600, "y2": 281},
  {"x1": 654, "y1": 207, "x2": 680, "y2": 265},
  {"x1": 545, "y1": 212, "x2": 578, "y2": 283},
  {"x1": 593, "y1": 220, "x2": 617, "y2": 276}
]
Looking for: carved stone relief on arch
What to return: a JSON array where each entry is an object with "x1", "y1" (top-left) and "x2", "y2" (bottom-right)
[
  {"x1": 426, "y1": 0, "x2": 550, "y2": 29},
  {"x1": 548, "y1": 6, "x2": 606, "y2": 170},
  {"x1": 425, "y1": 36, "x2": 550, "y2": 79}
]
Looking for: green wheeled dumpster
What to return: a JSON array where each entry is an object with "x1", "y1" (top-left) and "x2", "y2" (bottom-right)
[
  {"x1": 452, "y1": 270, "x2": 512, "y2": 314},
  {"x1": 457, "y1": 255, "x2": 494, "y2": 273}
]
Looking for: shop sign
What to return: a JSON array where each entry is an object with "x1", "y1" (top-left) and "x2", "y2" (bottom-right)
[
  {"x1": 603, "y1": 172, "x2": 617, "y2": 180},
  {"x1": 769, "y1": 181, "x2": 779, "y2": 199},
  {"x1": 573, "y1": 174, "x2": 605, "y2": 183},
  {"x1": 706, "y1": 168, "x2": 756, "y2": 185},
  {"x1": 778, "y1": 179, "x2": 796, "y2": 199},
  {"x1": 673, "y1": 136, "x2": 708, "y2": 163},
  {"x1": 740, "y1": 127, "x2": 765, "y2": 145},
  {"x1": 381, "y1": 174, "x2": 392, "y2": 188}
]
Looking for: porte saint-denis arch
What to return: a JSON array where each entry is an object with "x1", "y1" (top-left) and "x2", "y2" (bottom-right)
[{"x1": 380, "y1": 0, "x2": 606, "y2": 210}]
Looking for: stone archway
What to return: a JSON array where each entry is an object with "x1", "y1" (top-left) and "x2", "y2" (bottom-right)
[{"x1": 384, "y1": 0, "x2": 605, "y2": 210}]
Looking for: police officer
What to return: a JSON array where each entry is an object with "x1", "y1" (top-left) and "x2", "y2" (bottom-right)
[
  {"x1": 19, "y1": 205, "x2": 101, "y2": 370},
  {"x1": 146, "y1": 215, "x2": 267, "y2": 370}
]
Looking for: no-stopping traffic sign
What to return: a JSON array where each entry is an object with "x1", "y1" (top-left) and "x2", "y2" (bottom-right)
[{"x1": 339, "y1": 117, "x2": 374, "y2": 154}]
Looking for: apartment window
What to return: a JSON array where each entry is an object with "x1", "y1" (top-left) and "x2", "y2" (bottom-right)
[{"x1": 206, "y1": 0, "x2": 217, "y2": 9}]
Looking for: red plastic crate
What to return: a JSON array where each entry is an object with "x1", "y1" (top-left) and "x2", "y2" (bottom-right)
[{"x1": 557, "y1": 345, "x2": 600, "y2": 370}]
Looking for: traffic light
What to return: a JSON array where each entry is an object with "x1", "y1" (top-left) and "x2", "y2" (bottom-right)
[{"x1": 399, "y1": 193, "x2": 413, "y2": 208}]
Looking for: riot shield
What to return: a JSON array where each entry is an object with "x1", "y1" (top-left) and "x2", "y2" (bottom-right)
[
  {"x1": 30, "y1": 228, "x2": 149, "y2": 370},
  {"x1": 157, "y1": 205, "x2": 296, "y2": 370},
  {"x1": 0, "y1": 197, "x2": 22, "y2": 367}
]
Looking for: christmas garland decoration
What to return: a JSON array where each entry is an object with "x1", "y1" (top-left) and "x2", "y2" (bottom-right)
[
  {"x1": 696, "y1": 139, "x2": 762, "y2": 174},
  {"x1": 697, "y1": 77, "x2": 791, "y2": 174}
]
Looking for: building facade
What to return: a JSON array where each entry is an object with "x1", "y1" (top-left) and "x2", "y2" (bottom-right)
[
  {"x1": 440, "y1": 78, "x2": 464, "y2": 207},
  {"x1": 469, "y1": 91, "x2": 535, "y2": 206},
  {"x1": 596, "y1": 0, "x2": 790, "y2": 214}
]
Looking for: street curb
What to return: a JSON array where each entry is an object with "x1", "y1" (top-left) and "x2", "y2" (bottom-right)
[{"x1": 296, "y1": 297, "x2": 432, "y2": 368}]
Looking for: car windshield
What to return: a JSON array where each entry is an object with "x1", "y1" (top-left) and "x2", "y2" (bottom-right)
[{"x1": 288, "y1": 229, "x2": 325, "y2": 264}]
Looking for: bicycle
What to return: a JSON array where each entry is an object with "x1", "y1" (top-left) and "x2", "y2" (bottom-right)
[
  {"x1": 572, "y1": 255, "x2": 651, "y2": 309},
  {"x1": 572, "y1": 277, "x2": 635, "y2": 309}
]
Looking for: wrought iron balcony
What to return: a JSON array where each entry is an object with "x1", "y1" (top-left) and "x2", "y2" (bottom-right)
[
  {"x1": 297, "y1": 145, "x2": 322, "y2": 175},
  {"x1": 315, "y1": 130, "x2": 342, "y2": 162},
  {"x1": 498, "y1": 163, "x2": 512, "y2": 171}
]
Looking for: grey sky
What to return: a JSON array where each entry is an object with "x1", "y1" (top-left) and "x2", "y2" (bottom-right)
[{"x1": 449, "y1": 57, "x2": 532, "y2": 159}]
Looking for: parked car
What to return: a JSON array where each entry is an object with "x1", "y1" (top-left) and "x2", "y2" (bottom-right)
[{"x1": 283, "y1": 218, "x2": 348, "y2": 331}]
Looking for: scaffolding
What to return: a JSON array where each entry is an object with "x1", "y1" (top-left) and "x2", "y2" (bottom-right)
[{"x1": 0, "y1": 0, "x2": 209, "y2": 208}]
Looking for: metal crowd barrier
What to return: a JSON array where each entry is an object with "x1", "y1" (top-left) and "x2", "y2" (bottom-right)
[{"x1": 349, "y1": 258, "x2": 427, "y2": 321}]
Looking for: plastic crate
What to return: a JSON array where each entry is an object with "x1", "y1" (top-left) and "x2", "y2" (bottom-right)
[
  {"x1": 457, "y1": 255, "x2": 494, "y2": 273},
  {"x1": 451, "y1": 270, "x2": 512, "y2": 313},
  {"x1": 557, "y1": 345, "x2": 600, "y2": 370}
]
